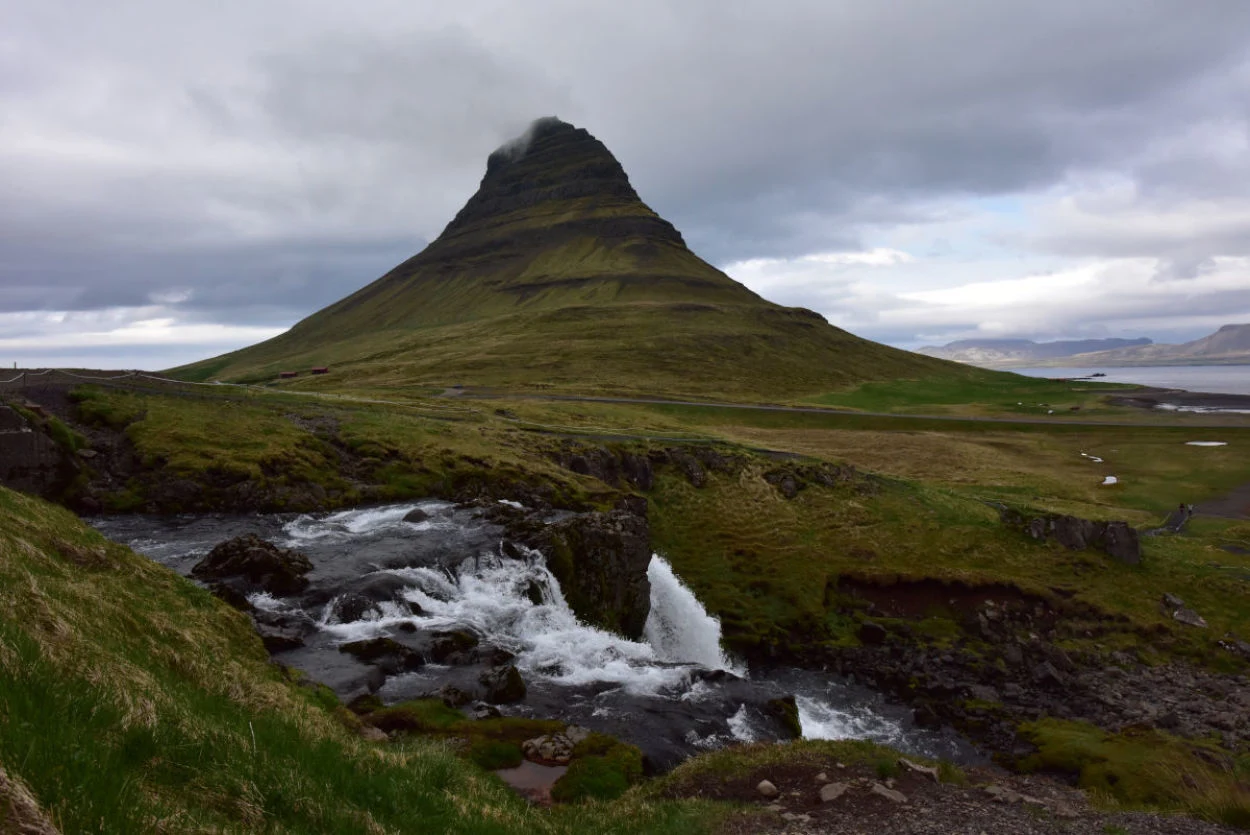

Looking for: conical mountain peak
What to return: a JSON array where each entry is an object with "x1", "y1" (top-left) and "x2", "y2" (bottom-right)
[
  {"x1": 174, "y1": 118, "x2": 957, "y2": 398},
  {"x1": 437, "y1": 117, "x2": 682, "y2": 248}
]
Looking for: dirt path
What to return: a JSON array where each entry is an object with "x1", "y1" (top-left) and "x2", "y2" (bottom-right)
[{"x1": 1197, "y1": 483, "x2": 1250, "y2": 520}]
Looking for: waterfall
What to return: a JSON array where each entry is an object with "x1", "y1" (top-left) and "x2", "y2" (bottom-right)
[
  {"x1": 644, "y1": 556, "x2": 742, "y2": 674},
  {"x1": 313, "y1": 548, "x2": 705, "y2": 696},
  {"x1": 94, "y1": 501, "x2": 980, "y2": 766}
]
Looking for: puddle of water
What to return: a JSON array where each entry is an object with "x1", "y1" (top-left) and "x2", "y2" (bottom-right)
[{"x1": 494, "y1": 760, "x2": 568, "y2": 805}]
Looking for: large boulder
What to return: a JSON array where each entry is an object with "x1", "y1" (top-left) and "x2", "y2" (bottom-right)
[
  {"x1": 1101, "y1": 522, "x2": 1141, "y2": 565},
  {"x1": 536, "y1": 509, "x2": 652, "y2": 639},
  {"x1": 429, "y1": 630, "x2": 480, "y2": 663},
  {"x1": 191, "y1": 534, "x2": 313, "y2": 596},
  {"x1": 522, "y1": 732, "x2": 575, "y2": 765},
  {"x1": 251, "y1": 610, "x2": 312, "y2": 652},
  {"x1": 326, "y1": 593, "x2": 382, "y2": 624},
  {"x1": 763, "y1": 695, "x2": 802, "y2": 739},
  {"x1": 479, "y1": 664, "x2": 527, "y2": 704},
  {"x1": 338, "y1": 637, "x2": 424, "y2": 674}
]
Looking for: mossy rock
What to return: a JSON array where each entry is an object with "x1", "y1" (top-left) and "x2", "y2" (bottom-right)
[
  {"x1": 469, "y1": 739, "x2": 524, "y2": 770},
  {"x1": 764, "y1": 696, "x2": 802, "y2": 739},
  {"x1": 366, "y1": 699, "x2": 464, "y2": 734},
  {"x1": 551, "y1": 741, "x2": 644, "y2": 803},
  {"x1": 430, "y1": 630, "x2": 480, "y2": 662},
  {"x1": 346, "y1": 693, "x2": 384, "y2": 715}
]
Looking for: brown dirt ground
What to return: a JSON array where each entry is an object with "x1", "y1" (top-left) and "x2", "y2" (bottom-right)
[{"x1": 663, "y1": 755, "x2": 1242, "y2": 835}]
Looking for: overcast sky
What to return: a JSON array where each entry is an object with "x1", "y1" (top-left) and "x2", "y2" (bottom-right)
[{"x1": 4, "y1": 0, "x2": 1250, "y2": 368}]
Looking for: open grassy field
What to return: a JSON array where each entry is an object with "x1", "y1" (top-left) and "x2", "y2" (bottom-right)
[{"x1": 806, "y1": 374, "x2": 1137, "y2": 416}]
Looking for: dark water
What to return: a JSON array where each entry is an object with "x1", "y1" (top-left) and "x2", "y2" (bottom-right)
[
  {"x1": 1014, "y1": 365, "x2": 1250, "y2": 397},
  {"x1": 92, "y1": 501, "x2": 980, "y2": 769}
]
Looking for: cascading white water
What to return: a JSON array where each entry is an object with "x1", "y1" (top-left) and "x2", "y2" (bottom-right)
[
  {"x1": 644, "y1": 557, "x2": 742, "y2": 673},
  {"x1": 284, "y1": 502, "x2": 447, "y2": 543},
  {"x1": 795, "y1": 694, "x2": 906, "y2": 745},
  {"x1": 303, "y1": 525, "x2": 745, "y2": 697},
  {"x1": 312, "y1": 548, "x2": 730, "y2": 696}
]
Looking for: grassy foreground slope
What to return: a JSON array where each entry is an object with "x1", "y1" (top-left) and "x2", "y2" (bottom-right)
[
  {"x1": 0, "y1": 485, "x2": 709, "y2": 834},
  {"x1": 170, "y1": 118, "x2": 972, "y2": 399}
]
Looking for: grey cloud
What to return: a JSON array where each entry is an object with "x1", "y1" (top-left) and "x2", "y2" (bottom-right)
[
  {"x1": 589, "y1": 1, "x2": 1250, "y2": 260},
  {"x1": 0, "y1": 232, "x2": 418, "y2": 323},
  {"x1": 254, "y1": 28, "x2": 574, "y2": 156},
  {"x1": 1153, "y1": 255, "x2": 1219, "y2": 283},
  {"x1": 4, "y1": 0, "x2": 1250, "y2": 364}
]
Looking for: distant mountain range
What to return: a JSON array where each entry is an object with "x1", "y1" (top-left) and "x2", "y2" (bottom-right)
[
  {"x1": 916, "y1": 337, "x2": 1152, "y2": 367},
  {"x1": 919, "y1": 325, "x2": 1250, "y2": 368}
]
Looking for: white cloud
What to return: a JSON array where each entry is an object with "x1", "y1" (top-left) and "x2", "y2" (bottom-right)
[
  {"x1": 727, "y1": 245, "x2": 1250, "y2": 348},
  {"x1": 0, "y1": 307, "x2": 284, "y2": 369}
]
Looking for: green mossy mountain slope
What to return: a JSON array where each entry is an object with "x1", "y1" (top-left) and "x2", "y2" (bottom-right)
[{"x1": 173, "y1": 118, "x2": 971, "y2": 398}]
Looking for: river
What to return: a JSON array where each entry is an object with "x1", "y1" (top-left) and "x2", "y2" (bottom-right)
[{"x1": 92, "y1": 500, "x2": 978, "y2": 770}]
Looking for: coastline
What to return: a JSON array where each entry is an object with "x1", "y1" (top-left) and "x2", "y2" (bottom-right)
[{"x1": 1109, "y1": 386, "x2": 1250, "y2": 413}]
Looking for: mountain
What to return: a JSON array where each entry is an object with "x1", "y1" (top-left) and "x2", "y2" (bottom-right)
[
  {"x1": 917, "y1": 337, "x2": 1152, "y2": 368},
  {"x1": 174, "y1": 117, "x2": 971, "y2": 398},
  {"x1": 1056, "y1": 324, "x2": 1250, "y2": 366}
]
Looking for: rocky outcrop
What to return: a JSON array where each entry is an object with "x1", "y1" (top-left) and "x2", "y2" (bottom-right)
[
  {"x1": 553, "y1": 445, "x2": 655, "y2": 490},
  {"x1": 522, "y1": 725, "x2": 591, "y2": 765},
  {"x1": 191, "y1": 534, "x2": 313, "y2": 597},
  {"x1": 763, "y1": 462, "x2": 879, "y2": 499},
  {"x1": 527, "y1": 509, "x2": 652, "y2": 639},
  {"x1": 997, "y1": 507, "x2": 1141, "y2": 565},
  {"x1": 0, "y1": 402, "x2": 83, "y2": 501},
  {"x1": 825, "y1": 588, "x2": 1249, "y2": 760},
  {"x1": 550, "y1": 441, "x2": 880, "y2": 502},
  {"x1": 437, "y1": 117, "x2": 689, "y2": 258}
]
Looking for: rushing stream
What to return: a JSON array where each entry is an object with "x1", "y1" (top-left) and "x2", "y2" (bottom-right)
[{"x1": 93, "y1": 500, "x2": 978, "y2": 769}]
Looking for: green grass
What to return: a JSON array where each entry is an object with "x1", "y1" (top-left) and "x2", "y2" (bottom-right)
[
  {"x1": 646, "y1": 738, "x2": 963, "y2": 797},
  {"x1": 808, "y1": 374, "x2": 1138, "y2": 417},
  {"x1": 1021, "y1": 719, "x2": 1250, "y2": 826},
  {"x1": 646, "y1": 459, "x2": 1250, "y2": 666}
]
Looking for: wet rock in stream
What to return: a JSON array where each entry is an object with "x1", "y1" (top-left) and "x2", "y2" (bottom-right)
[
  {"x1": 191, "y1": 533, "x2": 313, "y2": 596},
  {"x1": 339, "y1": 637, "x2": 425, "y2": 674},
  {"x1": 479, "y1": 664, "x2": 527, "y2": 704}
]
